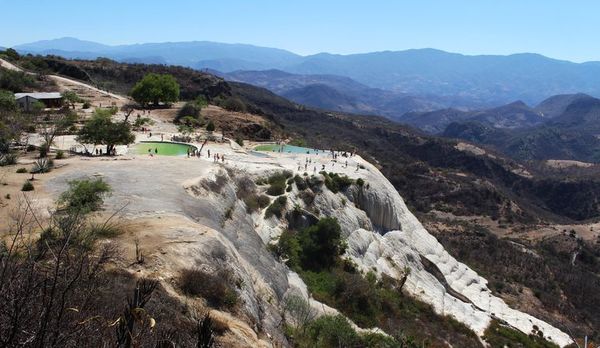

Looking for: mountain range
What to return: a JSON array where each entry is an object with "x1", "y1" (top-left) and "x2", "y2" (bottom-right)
[
  {"x1": 437, "y1": 93, "x2": 600, "y2": 162},
  {"x1": 11, "y1": 37, "x2": 600, "y2": 107}
]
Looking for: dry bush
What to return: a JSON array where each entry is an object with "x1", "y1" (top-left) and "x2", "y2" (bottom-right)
[{"x1": 179, "y1": 268, "x2": 239, "y2": 310}]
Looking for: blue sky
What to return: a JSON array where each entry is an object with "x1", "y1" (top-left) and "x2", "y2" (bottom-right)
[{"x1": 1, "y1": 0, "x2": 598, "y2": 62}]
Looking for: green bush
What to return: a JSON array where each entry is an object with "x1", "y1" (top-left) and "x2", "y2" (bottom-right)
[
  {"x1": 267, "y1": 180, "x2": 286, "y2": 196},
  {"x1": 82, "y1": 100, "x2": 91, "y2": 109},
  {"x1": 297, "y1": 218, "x2": 344, "y2": 271},
  {"x1": 21, "y1": 181, "x2": 34, "y2": 191},
  {"x1": 303, "y1": 315, "x2": 359, "y2": 348},
  {"x1": 483, "y1": 320, "x2": 558, "y2": 348},
  {"x1": 206, "y1": 120, "x2": 215, "y2": 132},
  {"x1": 321, "y1": 172, "x2": 353, "y2": 193},
  {"x1": 272, "y1": 230, "x2": 301, "y2": 269},
  {"x1": 286, "y1": 314, "x2": 409, "y2": 348},
  {"x1": 221, "y1": 97, "x2": 246, "y2": 113},
  {"x1": 235, "y1": 136, "x2": 244, "y2": 147},
  {"x1": 294, "y1": 175, "x2": 308, "y2": 191},
  {"x1": 58, "y1": 178, "x2": 111, "y2": 214},
  {"x1": 265, "y1": 196, "x2": 287, "y2": 219},
  {"x1": 277, "y1": 218, "x2": 344, "y2": 272},
  {"x1": 16, "y1": 167, "x2": 27, "y2": 173},
  {"x1": 356, "y1": 178, "x2": 365, "y2": 187},
  {"x1": 176, "y1": 102, "x2": 202, "y2": 122},
  {"x1": 55, "y1": 150, "x2": 65, "y2": 159},
  {"x1": 243, "y1": 193, "x2": 271, "y2": 213},
  {"x1": 266, "y1": 171, "x2": 293, "y2": 196}
]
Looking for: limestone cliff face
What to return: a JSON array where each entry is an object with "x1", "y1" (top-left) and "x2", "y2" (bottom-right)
[
  {"x1": 312, "y1": 159, "x2": 573, "y2": 347},
  {"x1": 184, "y1": 154, "x2": 573, "y2": 347}
]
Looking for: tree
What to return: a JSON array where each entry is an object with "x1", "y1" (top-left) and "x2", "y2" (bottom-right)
[
  {"x1": 130, "y1": 73, "x2": 179, "y2": 107},
  {"x1": 38, "y1": 111, "x2": 77, "y2": 158},
  {"x1": 0, "y1": 90, "x2": 16, "y2": 111},
  {"x1": 3, "y1": 48, "x2": 20, "y2": 61},
  {"x1": 206, "y1": 120, "x2": 215, "y2": 132},
  {"x1": 77, "y1": 109, "x2": 135, "y2": 155},
  {"x1": 61, "y1": 91, "x2": 82, "y2": 109},
  {"x1": 297, "y1": 217, "x2": 344, "y2": 271},
  {"x1": 120, "y1": 103, "x2": 137, "y2": 122},
  {"x1": 175, "y1": 102, "x2": 202, "y2": 123}
]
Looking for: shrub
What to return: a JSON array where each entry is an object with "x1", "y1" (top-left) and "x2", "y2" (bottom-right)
[
  {"x1": 206, "y1": 120, "x2": 215, "y2": 132},
  {"x1": 16, "y1": 167, "x2": 27, "y2": 173},
  {"x1": 294, "y1": 175, "x2": 308, "y2": 191},
  {"x1": 89, "y1": 222, "x2": 123, "y2": 239},
  {"x1": 221, "y1": 97, "x2": 246, "y2": 113},
  {"x1": 305, "y1": 315, "x2": 359, "y2": 348},
  {"x1": 4, "y1": 193, "x2": 10, "y2": 199},
  {"x1": 356, "y1": 178, "x2": 365, "y2": 187},
  {"x1": 244, "y1": 193, "x2": 270, "y2": 213},
  {"x1": 82, "y1": 100, "x2": 91, "y2": 109},
  {"x1": 273, "y1": 230, "x2": 301, "y2": 269},
  {"x1": 483, "y1": 320, "x2": 558, "y2": 348},
  {"x1": 179, "y1": 268, "x2": 239, "y2": 309},
  {"x1": 299, "y1": 190, "x2": 316, "y2": 206},
  {"x1": 21, "y1": 181, "x2": 34, "y2": 191},
  {"x1": 297, "y1": 218, "x2": 344, "y2": 271},
  {"x1": 55, "y1": 150, "x2": 65, "y2": 159},
  {"x1": 267, "y1": 180, "x2": 286, "y2": 196},
  {"x1": 235, "y1": 136, "x2": 244, "y2": 147},
  {"x1": 266, "y1": 171, "x2": 293, "y2": 196},
  {"x1": 176, "y1": 102, "x2": 202, "y2": 122},
  {"x1": 307, "y1": 175, "x2": 324, "y2": 191},
  {"x1": 265, "y1": 196, "x2": 287, "y2": 219},
  {"x1": 321, "y1": 172, "x2": 353, "y2": 193},
  {"x1": 58, "y1": 178, "x2": 111, "y2": 214},
  {"x1": 0, "y1": 153, "x2": 17, "y2": 166}
]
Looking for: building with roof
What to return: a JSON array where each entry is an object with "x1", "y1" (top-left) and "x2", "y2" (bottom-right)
[{"x1": 14, "y1": 92, "x2": 63, "y2": 112}]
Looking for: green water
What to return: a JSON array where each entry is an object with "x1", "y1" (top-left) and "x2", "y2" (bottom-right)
[
  {"x1": 132, "y1": 142, "x2": 195, "y2": 156},
  {"x1": 254, "y1": 144, "x2": 320, "y2": 154}
]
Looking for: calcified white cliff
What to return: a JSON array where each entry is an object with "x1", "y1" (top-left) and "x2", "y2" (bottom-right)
[
  {"x1": 242, "y1": 150, "x2": 573, "y2": 347},
  {"x1": 47, "y1": 144, "x2": 573, "y2": 346},
  {"x1": 315, "y1": 158, "x2": 572, "y2": 346}
]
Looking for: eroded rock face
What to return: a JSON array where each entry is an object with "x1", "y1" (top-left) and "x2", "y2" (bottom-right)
[
  {"x1": 329, "y1": 160, "x2": 573, "y2": 347},
  {"x1": 45, "y1": 152, "x2": 572, "y2": 346},
  {"x1": 196, "y1": 155, "x2": 573, "y2": 347}
]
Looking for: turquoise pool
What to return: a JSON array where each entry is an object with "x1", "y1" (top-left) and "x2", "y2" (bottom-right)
[{"x1": 254, "y1": 144, "x2": 321, "y2": 154}]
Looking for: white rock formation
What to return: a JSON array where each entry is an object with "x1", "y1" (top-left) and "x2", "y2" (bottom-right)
[{"x1": 44, "y1": 143, "x2": 573, "y2": 346}]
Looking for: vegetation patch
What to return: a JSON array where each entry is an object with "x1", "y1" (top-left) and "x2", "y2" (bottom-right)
[
  {"x1": 243, "y1": 193, "x2": 271, "y2": 213},
  {"x1": 58, "y1": 178, "x2": 111, "y2": 214},
  {"x1": 483, "y1": 320, "x2": 559, "y2": 348},
  {"x1": 265, "y1": 196, "x2": 287, "y2": 219},
  {"x1": 320, "y1": 172, "x2": 353, "y2": 193},
  {"x1": 266, "y1": 170, "x2": 293, "y2": 196},
  {"x1": 179, "y1": 268, "x2": 239, "y2": 310},
  {"x1": 274, "y1": 217, "x2": 481, "y2": 346},
  {"x1": 21, "y1": 180, "x2": 34, "y2": 191}
]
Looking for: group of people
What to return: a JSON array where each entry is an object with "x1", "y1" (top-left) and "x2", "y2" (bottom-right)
[{"x1": 185, "y1": 147, "x2": 225, "y2": 163}]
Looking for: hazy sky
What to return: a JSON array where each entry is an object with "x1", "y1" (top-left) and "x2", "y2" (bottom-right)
[{"x1": 1, "y1": 0, "x2": 599, "y2": 62}]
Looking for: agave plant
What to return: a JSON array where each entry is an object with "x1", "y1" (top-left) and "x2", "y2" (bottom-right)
[
  {"x1": 0, "y1": 153, "x2": 18, "y2": 166},
  {"x1": 31, "y1": 157, "x2": 53, "y2": 174}
]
